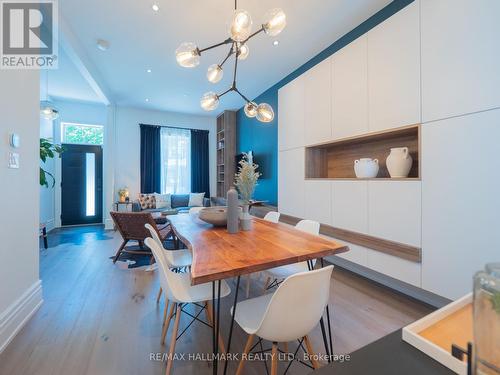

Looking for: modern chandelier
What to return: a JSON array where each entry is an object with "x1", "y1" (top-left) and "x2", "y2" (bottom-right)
[{"x1": 175, "y1": 1, "x2": 286, "y2": 122}]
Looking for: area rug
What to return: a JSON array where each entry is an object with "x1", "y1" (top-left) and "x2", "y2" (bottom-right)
[{"x1": 111, "y1": 238, "x2": 184, "y2": 270}]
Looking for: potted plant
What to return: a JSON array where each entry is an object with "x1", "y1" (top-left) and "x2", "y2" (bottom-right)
[
  {"x1": 234, "y1": 153, "x2": 261, "y2": 230},
  {"x1": 40, "y1": 138, "x2": 64, "y2": 188}
]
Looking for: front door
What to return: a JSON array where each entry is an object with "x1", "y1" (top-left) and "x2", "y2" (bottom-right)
[{"x1": 61, "y1": 144, "x2": 103, "y2": 225}]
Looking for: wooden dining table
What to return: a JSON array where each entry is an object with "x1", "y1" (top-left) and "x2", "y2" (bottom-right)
[{"x1": 167, "y1": 213, "x2": 349, "y2": 374}]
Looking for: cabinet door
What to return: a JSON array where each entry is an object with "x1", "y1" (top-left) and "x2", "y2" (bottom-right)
[
  {"x1": 335, "y1": 241, "x2": 367, "y2": 267},
  {"x1": 304, "y1": 180, "x2": 331, "y2": 224},
  {"x1": 278, "y1": 148, "x2": 305, "y2": 218},
  {"x1": 367, "y1": 1, "x2": 420, "y2": 132},
  {"x1": 421, "y1": 110, "x2": 500, "y2": 299},
  {"x1": 278, "y1": 76, "x2": 305, "y2": 151},
  {"x1": 331, "y1": 181, "x2": 368, "y2": 234},
  {"x1": 304, "y1": 58, "x2": 332, "y2": 145},
  {"x1": 368, "y1": 181, "x2": 421, "y2": 247},
  {"x1": 366, "y1": 249, "x2": 421, "y2": 287},
  {"x1": 421, "y1": 0, "x2": 500, "y2": 122},
  {"x1": 332, "y1": 36, "x2": 368, "y2": 139}
]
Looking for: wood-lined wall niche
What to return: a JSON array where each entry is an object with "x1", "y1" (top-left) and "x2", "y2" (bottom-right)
[{"x1": 305, "y1": 125, "x2": 420, "y2": 179}]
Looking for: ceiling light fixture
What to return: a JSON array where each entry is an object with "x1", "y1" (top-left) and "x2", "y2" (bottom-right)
[
  {"x1": 152, "y1": 3, "x2": 160, "y2": 12},
  {"x1": 96, "y1": 39, "x2": 110, "y2": 51},
  {"x1": 146, "y1": 69, "x2": 152, "y2": 73},
  {"x1": 273, "y1": 40, "x2": 279, "y2": 46},
  {"x1": 40, "y1": 71, "x2": 59, "y2": 120},
  {"x1": 175, "y1": 0, "x2": 286, "y2": 122},
  {"x1": 145, "y1": 98, "x2": 150, "y2": 102}
]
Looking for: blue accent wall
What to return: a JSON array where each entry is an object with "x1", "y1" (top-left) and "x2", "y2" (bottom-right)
[{"x1": 236, "y1": 0, "x2": 414, "y2": 206}]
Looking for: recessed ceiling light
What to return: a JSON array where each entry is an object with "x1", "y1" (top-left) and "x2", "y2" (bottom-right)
[
  {"x1": 273, "y1": 40, "x2": 279, "y2": 46},
  {"x1": 146, "y1": 69, "x2": 152, "y2": 73},
  {"x1": 96, "y1": 39, "x2": 110, "y2": 51},
  {"x1": 152, "y1": 3, "x2": 159, "y2": 12},
  {"x1": 145, "y1": 98, "x2": 150, "y2": 102}
]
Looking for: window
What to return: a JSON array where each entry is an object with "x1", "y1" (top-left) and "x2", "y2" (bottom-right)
[
  {"x1": 62, "y1": 123, "x2": 104, "y2": 145},
  {"x1": 160, "y1": 127, "x2": 191, "y2": 194}
]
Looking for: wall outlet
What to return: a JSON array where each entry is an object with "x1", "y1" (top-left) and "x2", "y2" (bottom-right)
[{"x1": 8, "y1": 152, "x2": 19, "y2": 169}]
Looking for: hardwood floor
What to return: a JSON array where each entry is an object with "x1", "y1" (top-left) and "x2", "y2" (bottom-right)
[{"x1": 0, "y1": 226, "x2": 433, "y2": 375}]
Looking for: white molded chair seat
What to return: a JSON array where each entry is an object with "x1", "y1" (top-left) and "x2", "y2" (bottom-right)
[
  {"x1": 145, "y1": 237, "x2": 230, "y2": 375},
  {"x1": 145, "y1": 223, "x2": 192, "y2": 268},
  {"x1": 263, "y1": 219, "x2": 321, "y2": 283},
  {"x1": 233, "y1": 266, "x2": 334, "y2": 374},
  {"x1": 263, "y1": 211, "x2": 280, "y2": 223}
]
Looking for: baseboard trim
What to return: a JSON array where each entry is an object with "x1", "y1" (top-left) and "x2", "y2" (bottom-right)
[
  {"x1": 326, "y1": 255, "x2": 450, "y2": 309},
  {"x1": 0, "y1": 280, "x2": 43, "y2": 354},
  {"x1": 104, "y1": 218, "x2": 114, "y2": 230}
]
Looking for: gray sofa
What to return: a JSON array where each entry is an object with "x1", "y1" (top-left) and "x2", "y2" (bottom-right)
[{"x1": 132, "y1": 194, "x2": 210, "y2": 214}]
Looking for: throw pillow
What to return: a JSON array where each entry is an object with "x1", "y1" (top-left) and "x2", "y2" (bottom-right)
[
  {"x1": 188, "y1": 192, "x2": 205, "y2": 207},
  {"x1": 139, "y1": 193, "x2": 156, "y2": 209},
  {"x1": 154, "y1": 193, "x2": 171, "y2": 209}
]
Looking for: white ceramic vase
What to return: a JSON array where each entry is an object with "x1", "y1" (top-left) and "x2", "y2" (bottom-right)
[
  {"x1": 240, "y1": 204, "x2": 252, "y2": 231},
  {"x1": 386, "y1": 147, "x2": 413, "y2": 178},
  {"x1": 354, "y1": 158, "x2": 379, "y2": 178}
]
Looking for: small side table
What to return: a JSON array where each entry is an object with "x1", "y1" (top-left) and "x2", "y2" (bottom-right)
[
  {"x1": 39, "y1": 223, "x2": 48, "y2": 249},
  {"x1": 113, "y1": 201, "x2": 133, "y2": 212}
]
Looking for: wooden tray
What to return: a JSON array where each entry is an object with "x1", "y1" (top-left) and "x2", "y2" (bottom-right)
[{"x1": 402, "y1": 293, "x2": 472, "y2": 374}]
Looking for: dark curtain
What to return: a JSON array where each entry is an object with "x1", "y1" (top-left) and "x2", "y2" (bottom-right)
[
  {"x1": 191, "y1": 129, "x2": 210, "y2": 198},
  {"x1": 140, "y1": 124, "x2": 161, "y2": 193}
]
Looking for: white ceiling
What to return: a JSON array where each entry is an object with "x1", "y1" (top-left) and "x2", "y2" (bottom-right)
[
  {"x1": 46, "y1": 48, "x2": 100, "y2": 103},
  {"x1": 54, "y1": 0, "x2": 392, "y2": 115}
]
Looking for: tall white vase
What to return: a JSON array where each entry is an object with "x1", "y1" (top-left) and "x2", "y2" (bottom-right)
[{"x1": 386, "y1": 147, "x2": 413, "y2": 178}]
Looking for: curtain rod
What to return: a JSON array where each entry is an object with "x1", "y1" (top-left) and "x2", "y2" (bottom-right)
[{"x1": 139, "y1": 123, "x2": 209, "y2": 133}]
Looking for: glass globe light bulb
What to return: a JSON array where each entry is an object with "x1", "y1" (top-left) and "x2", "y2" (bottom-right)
[
  {"x1": 207, "y1": 64, "x2": 223, "y2": 83},
  {"x1": 200, "y1": 92, "x2": 219, "y2": 111},
  {"x1": 229, "y1": 10, "x2": 253, "y2": 42},
  {"x1": 256, "y1": 103, "x2": 274, "y2": 122},
  {"x1": 175, "y1": 42, "x2": 200, "y2": 68},
  {"x1": 263, "y1": 8, "x2": 286, "y2": 37},
  {"x1": 237, "y1": 43, "x2": 249, "y2": 60},
  {"x1": 244, "y1": 102, "x2": 257, "y2": 117}
]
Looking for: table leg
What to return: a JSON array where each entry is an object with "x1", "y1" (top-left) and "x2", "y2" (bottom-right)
[
  {"x1": 320, "y1": 258, "x2": 334, "y2": 355},
  {"x1": 223, "y1": 276, "x2": 241, "y2": 375},
  {"x1": 211, "y1": 280, "x2": 221, "y2": 375},
  {"x1": 319, "y1": 317, "x2": 331, "y2": 363}
]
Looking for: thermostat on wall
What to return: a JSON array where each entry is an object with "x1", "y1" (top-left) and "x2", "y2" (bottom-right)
[{"x1": 9, "y1": 133, "x2": 20, "y2": 148}]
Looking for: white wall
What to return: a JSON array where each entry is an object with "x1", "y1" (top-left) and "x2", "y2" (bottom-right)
[
  {"x1": 113, "y1": 106, "x2": 217, "y2": 201},
  {"x1": 0, "y1": 69, "x2": 43, "y2": 353}
]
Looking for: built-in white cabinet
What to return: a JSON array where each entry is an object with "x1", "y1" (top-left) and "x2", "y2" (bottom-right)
[
  {"x1": 278, "y1": 148, "x2": 305, "y2": 218},
  {"x1": 366, "y1": 248, "x2": 422, "y2": 287},
  {"x1": 421, "y1": 0, "x2": 500, "y2": 122},
  {"x1": 304, "y1": 58, "x2": 332, "y2": 145},
  {"x1": 304, "y1": 180, "x2": 332, "y2": 225},
  {"x1": 421, "y1": 109, "x2": 500, "y2": 300},
  {"x1": 332, "y1": 36, "x2": 368, "y2": 139},
  {"x1": 331, "y1": 181, "x2": 368, "y2": 234},
  {"x1": 335, "y1": 241, "x2": 367, "y2": 267},
  {"x1": 367, "y1": 1, "x2": 420, "y2": 132},
  {"x1": 368, "y1": 181, "x2": 421, "y2": 247},
  {"x1": 278, "y1": 76, "x2": 305, "y2": 151}
]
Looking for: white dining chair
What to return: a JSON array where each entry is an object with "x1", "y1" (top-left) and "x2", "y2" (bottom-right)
[
  {"x1": 262, "y1": 219, "x2": 321, "y2": 291},
  {"x1": 234, "y1": 265, "x2": 334, "y2": 375},
  {"x1": 244, "y1": 211, "x2": 282, "y2": 298},
  {"x1": 145, "y1": 223, "x2": 193, "y2": 303},
  {"x1": 263, "y1": 211, "x2": 280, "y2": 223},
  {"x1": 145, "y1": 237, "x2": 231, "y2": 375}
]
